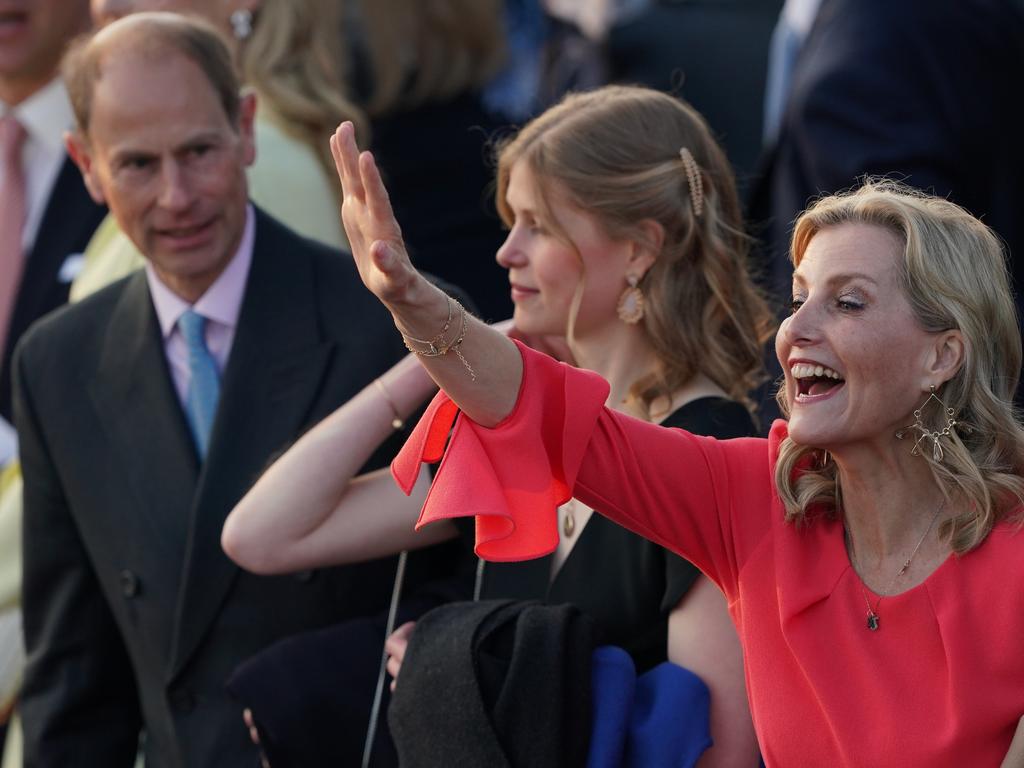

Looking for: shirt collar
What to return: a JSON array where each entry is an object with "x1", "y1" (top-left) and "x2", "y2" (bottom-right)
[
  {"x1": 782, "y1": 0, "x2": 823, "y2": 38},
  {"x1": 147, "y1": 204, "x2": 257, "y2": 338},
  {"x1": 2, "y1": 77, "x2": 75, "y2": 154}
]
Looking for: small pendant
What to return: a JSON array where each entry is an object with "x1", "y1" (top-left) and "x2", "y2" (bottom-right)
[
  {"x1": 866, "y1": 612, "x2": 880, "y2": 631},
  {"x1": 932, "y1": 439, "x2": 943, "y2": 462},
  {"x1": 563, "y1": 510, "x2": 575, "y2": 537}
]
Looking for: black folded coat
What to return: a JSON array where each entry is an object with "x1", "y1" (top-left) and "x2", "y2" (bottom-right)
[{"x1": 389, "y1": 599, "x2": 596, "y2": 768}]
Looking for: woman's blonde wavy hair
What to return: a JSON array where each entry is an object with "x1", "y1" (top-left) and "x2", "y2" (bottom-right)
[
  {"x1": 239, "y1": 0, "x2": 366, "y2": 198},
  {"x1": 494, "y1": 85, "x2": 775, "y2": 416},
  {"x1": 774, "y1": 180, "x2": 1024, "y2": 553}
]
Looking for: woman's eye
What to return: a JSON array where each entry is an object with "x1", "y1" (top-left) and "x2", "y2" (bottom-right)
[
  {"x1": 836, "y1": 298, "x2": 864, "y2": 311},
  {"x1": 789, "y1": 298, "x2": 805, "y2": 313}
]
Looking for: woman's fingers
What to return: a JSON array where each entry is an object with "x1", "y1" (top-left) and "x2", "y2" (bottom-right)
[
  {"x1": 359, "y1": 150, "x2": 399, "y2": 237},
  {"x1": 331, "y1": 121, "x2": 425, "y2": 306},
  {"x1": 385, "y1": 620, "x2": 416, "y2": 657},
  {"x1": 332, "y1": 121, "x2": 365, "y2": 202},
  {"x1": 386, "y1": 653, "x2": 402, "y2": 680},
  {"x1": 384, "y1": 620, "x2": 417, "y2": 691},
  {"x1": 242, "y1": 708, "x2": 261, "y2": 746}
]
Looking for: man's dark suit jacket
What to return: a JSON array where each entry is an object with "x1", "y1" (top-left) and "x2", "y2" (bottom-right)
[
  {"x1": 13, "y1": 209, "x2": 457, "y2": 768},
  {"x1": 749, "y1": 0, "x2": 1024, "y2": 306},
  {"x1": 0, "y1": 156, "x2": 106, "y2": 421}
]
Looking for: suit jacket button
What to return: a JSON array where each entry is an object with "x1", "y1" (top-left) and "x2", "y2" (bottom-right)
[
  {"x1": 294, "y1": 570, "x2": 316, "y2": 583},
  {"x1": 120, "y1": 570, "x2": 140, "y2": 598},
  {"x1": 170, "y1": 689, "x2": 196, "y2": 713}
]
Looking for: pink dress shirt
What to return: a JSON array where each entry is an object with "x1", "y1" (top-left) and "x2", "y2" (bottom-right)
[{"x1": 145, "y1": 205, "x2": 255, "y2": 409}]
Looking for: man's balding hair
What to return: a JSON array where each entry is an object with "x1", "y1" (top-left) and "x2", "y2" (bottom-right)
[{"x1": 62, "y1": 11, "x2": 242, "y2": 136}]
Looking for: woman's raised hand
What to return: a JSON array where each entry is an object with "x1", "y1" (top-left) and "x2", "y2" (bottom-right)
[
  {"x1": 330, "y1": 122, "x2": 419, "y2": 306},
  {"x1": 330, "y1": 124, "x2": 523, "y2": 428}
]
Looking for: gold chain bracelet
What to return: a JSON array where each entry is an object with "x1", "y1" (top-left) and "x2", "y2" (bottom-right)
[{"x1": 400, "y1": 297, "x2": 477, "y2": 380}]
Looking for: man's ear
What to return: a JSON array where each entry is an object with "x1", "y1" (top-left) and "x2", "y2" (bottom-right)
[
  {"x1": 237, "y1": 90, "x2": 258, "y2": 167},
  {"x1": 64, "y1": 130, "x2": 106, "y2": 205},
  {"x1": 925, "y1": 329, "x2": 966, "y2": 389}
]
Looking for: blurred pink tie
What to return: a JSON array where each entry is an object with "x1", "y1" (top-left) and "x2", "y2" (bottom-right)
[{"x1": 0, "y1": 115, "x2": 27, "y2": 356}]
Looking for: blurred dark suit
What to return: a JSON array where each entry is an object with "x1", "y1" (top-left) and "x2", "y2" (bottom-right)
[
  {"x1": 0, "y1": 156, "x2": 105, "y2": 421},
  {"x1": 750, "y1": 0, "x2": 1024, "y2": 307}
]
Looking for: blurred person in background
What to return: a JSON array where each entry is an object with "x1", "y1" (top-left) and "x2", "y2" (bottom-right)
[
  {"x1": 602, "y1": 0, "x2": 782, "y2": 198},
  {"x1": 749, "y1": 0, "x2": 1024, "y2": 317},
  {"x1": 343, "y1": 0, "x2": 514, "y2": 321},
  {"x1": 0, "y1": 1, "x2": 101, "y2": 762}
]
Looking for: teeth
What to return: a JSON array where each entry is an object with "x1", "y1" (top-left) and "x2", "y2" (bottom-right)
[{"x1": 791, "y1": 363, "x2": 842, "y2": 380}]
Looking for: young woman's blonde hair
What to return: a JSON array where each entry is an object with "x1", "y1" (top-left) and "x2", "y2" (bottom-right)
[
  {"x1": 494, "y1": 85, "x2": 775, "y2": 415},
  {"x1": 354, "y1": 0, "x2": 506, "y2": 117},
  {"x1": 775, "y1": 179, "x2": 1024, "y2": 553},
  {"x1": 239, "y1": 0, "x2": 366, "y2": 197}
]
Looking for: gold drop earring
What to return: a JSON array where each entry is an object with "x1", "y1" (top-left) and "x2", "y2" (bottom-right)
[{"x1": 616, "y1": 274, "x2": 645, "y2": 324}]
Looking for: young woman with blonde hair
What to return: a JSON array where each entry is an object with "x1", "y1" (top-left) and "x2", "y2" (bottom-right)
[{"x1": 226, "y1": 85, "x2": 774, "y2": 766}]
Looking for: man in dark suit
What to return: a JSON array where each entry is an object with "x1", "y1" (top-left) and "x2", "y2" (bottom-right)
[
  {"x1": 750, "y1": 0, "x2": 1024, "y2": 306},
  {"x1": 13, "y1": 13, "x2": 459, "y2": 767}
]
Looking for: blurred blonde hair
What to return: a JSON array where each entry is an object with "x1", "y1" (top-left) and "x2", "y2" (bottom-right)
[
  {"x1": 355, "y1": 0, "x2": 506, "y2": 116},
  {"x1": 495, "y1": 85, "x2": 775, "y2": 416},
  {"x1": 775, "y1": 179, "x2": 1024, "y2": 553},
  {"x1": 240, "y1": 0, "x2": 366, "y2": 197}
]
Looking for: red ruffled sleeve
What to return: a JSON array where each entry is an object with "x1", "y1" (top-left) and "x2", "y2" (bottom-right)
[{"x1": 391, "y1": 340, "x2": 609, "y2": 561}]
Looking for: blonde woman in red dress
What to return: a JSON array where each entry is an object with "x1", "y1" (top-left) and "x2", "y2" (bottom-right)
[{"x1": 328, "y1": 104, "x2": 1024, "y2": 766}]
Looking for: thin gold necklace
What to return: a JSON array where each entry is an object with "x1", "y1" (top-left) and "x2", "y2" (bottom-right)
[{"x1": 844, "y1": 499, "x2": 945, "y2": 631}]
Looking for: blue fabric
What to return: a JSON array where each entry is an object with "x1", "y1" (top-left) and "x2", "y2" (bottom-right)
[
  {"x1": 588, "y1": 646, "x2": 636, "y2": 768},
  {"x1": 178, "y1": 309, "x2": 220, "y2": 458},
  {"x1": 762, "y1": 13, "x2": 803, "y2": 144},
  {"x1": 588, "y1": 646, "x2": 712, "y2": 768},
  {"x1": 482, "y1": 0, "x2": 549, "y2": 120}
]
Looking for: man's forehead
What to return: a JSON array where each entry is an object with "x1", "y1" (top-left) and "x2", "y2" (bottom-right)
[
  {"x1": 90, "y1": 47, "x2": 221, "y2": 115},
  {"x1": 85, "y1": 52, "x2": 233, "y2": 152}
]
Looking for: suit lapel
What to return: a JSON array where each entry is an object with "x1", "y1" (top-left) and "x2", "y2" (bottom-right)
[
  {"x1": 88, "y1": 272, "x2": 198, "y2": 572},
  {"x1": 168, "y1": 212, "x2": 335, "y2": 679}
]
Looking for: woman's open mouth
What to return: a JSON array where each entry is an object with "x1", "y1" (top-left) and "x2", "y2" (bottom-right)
[{"x1": 791, "y1": 362, "x2": 845, "y2": 402}]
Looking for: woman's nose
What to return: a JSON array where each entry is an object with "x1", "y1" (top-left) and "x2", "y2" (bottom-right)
[
  {"x1": 779, "y1": 302, "x2": 820, "y2": 348},
  {"x1": 496, "y1": 227, "x2": 527, "y2": 269}
]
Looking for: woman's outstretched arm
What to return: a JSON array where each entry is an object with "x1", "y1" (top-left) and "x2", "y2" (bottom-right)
[
  {"x1": 221, "y1": 353, "x2": 457, "y2": 574},
  {"x1": 330, "y1": 121, "x2": 522, "y2": 427}
]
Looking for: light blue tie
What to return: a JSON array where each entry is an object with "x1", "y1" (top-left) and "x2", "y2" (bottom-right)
[{"x1": 178, "y1": 309, "x2": 220, "y2": 459}]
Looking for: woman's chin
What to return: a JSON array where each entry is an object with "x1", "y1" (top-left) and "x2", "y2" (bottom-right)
[{"x1": 785, "y1": 415, "x2": 829, "y2": 449}]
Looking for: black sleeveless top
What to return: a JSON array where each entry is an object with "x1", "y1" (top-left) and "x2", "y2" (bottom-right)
[{"x1": 464, "y1": 396, "x2": 757, "y2": 672}]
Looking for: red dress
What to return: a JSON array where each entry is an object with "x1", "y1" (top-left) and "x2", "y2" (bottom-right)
[{"x1": 394, "y1": 342, "x2": 1024, "y2": 766}]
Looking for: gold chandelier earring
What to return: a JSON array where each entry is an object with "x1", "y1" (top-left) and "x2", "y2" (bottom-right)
[
  {"x1": 895, "y1": 385, "x2": 958, "y2": 462},
  {"x1": 617, "y1": 274, "x2": 645, "y2": 324}
]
